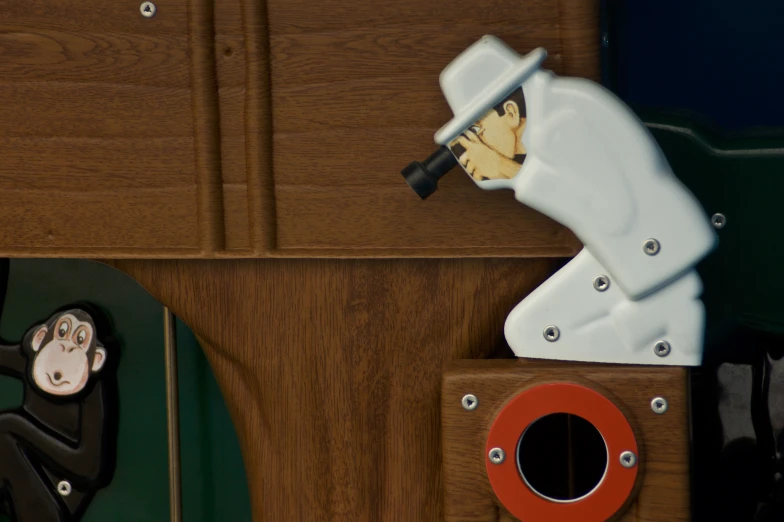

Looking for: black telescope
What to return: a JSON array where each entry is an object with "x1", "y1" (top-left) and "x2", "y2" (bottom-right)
[{"x1": 400, "y1": 146, "x2": 459, "y2": 199}]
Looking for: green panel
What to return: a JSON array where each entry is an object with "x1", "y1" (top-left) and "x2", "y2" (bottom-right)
[
  {"x1": 638, "y1": 112, "x2": 784, "y2": 356},
  {"x1": 0, "y1": 259, "x2": 251, "y2": 522}
]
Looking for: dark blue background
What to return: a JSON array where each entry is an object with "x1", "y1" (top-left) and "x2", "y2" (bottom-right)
[{"x1": 605, "y1": 1, "x2": 784, "y2": 129}]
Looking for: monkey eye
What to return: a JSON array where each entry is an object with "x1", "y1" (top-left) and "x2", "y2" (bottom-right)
[
  {"x1": 77, "y1": 330, "x2": 85, "y2": 345},
  {"x1": 57, "y1": 321, "x2": 69, "y2": 338}
]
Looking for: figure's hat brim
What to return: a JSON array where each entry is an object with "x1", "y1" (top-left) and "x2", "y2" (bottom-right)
[{"x1": 434, "y1": 38, "x2": 546, "y2": 146}]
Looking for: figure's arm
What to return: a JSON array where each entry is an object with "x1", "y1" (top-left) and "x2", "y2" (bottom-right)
[
  {"x1": 0, "y1": 386, "x2": 107, "y2": 483},
  {"x1": 0, "y1": 344, "x2": 26, "y2": 378}
]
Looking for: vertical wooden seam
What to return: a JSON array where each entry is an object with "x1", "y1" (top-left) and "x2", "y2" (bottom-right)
[
  {"x1": 241, "y1": 0, "x2": 276, "y2": 254},
  {"x1": 188, "y1": 0, "x2": 226, "y2": 253},
  {"x1": 557, "y1": 0, "x2": 601, "y2": 82}
]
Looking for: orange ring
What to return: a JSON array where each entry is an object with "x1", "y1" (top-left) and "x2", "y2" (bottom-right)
[{"x1": 485, "y1": 383, "x2": 638, "y2": 522}]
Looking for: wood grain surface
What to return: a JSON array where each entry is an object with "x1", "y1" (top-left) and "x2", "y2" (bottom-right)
[
  {"x1": 0, "y1": 0, "x2": 202, "y2": 255},
  {"x1": 265, "y1": 0, "x2": 595, "y2": 257},
  {"x1": 107, "y1": 257, "x2": 558, "y2": 521},
  {"x1": 442, "y1": 360, "x2": 690, "y2": 522},
  {"x1": 1, "y1": 0, "x2": 597, "y2": 258}
]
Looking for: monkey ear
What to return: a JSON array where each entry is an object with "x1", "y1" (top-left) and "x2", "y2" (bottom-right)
[
  {"x1": 92, "y1": 347, "x2": 106, "y2": 373},
  {"x1": 31, "y1": 325, "x2": 48, "y2": 352}
]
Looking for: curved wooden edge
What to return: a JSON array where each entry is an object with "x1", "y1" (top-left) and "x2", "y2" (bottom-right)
[
  {"x1": 195, "y1": 334, "x2": 265, "y2": 520},
  {"x1": 105, "y1": 257, "x2": 559, "y2": 521}
]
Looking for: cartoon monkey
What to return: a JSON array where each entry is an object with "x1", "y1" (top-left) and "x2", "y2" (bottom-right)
[{"x1": 0, "y1": 307, "x2": 117, "y2": 522}]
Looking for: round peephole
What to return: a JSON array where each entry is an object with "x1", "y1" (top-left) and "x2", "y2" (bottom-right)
[{"x1": 516, "y1": 413, "x2": 608, "y2": 503}]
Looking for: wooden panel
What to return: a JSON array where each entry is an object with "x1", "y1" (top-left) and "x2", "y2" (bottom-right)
[
  {"x1": 107, "y1": 257, "x2": 558, "y2": 521},
  {"x1": 223, "y1": 184, "x2": 251, "y2": 250},
  {"x1": 263, "y1": 0, "x2": 597, "y2": 256},
  {"x1": 0, "y1": 187, "x2": 198, "y2": 249},
  {"x1": 0, "y1": 0, "x2": 595, "y2": 257},
  {"x1": 0, "y1": 0, "x2": 203, "y2": 254},
  {"x1": 274, "y1": 183, "x2": 575, "y2": 254},
  {"x1": 215, "y1": 0, "x2": 251, "y2": 251},
  {"x1": 442, "y1": 360, "x2": 690, "y2": 522}
]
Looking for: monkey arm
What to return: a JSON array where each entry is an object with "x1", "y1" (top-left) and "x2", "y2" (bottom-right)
[
  {"x1": 0, "y1": 386, "x2": 108, "y2": 484},
  {"x1": 0, "y1": 343, "x2": 26, "y2": 377}
]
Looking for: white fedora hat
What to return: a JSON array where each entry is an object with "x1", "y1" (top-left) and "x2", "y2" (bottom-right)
[{"x1": 434, "y1": 36, "x2": 546, "y2": 146}]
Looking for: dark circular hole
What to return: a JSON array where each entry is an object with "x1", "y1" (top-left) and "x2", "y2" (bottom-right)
[
  {"x1": 517, "y1": 413, "x2": 607, "y2": 502},
  {"x1": 224, "y1": 47, "x2": 233, "y2": 57}
]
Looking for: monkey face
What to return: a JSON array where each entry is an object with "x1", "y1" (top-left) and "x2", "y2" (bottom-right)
[{"x1": 30, "y1": 313, "x2": 106, "y2": 396}]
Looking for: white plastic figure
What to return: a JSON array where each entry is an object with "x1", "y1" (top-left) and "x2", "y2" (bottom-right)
[{"x1": 435, "y1": 36, "x2": 717, "y2": 365}]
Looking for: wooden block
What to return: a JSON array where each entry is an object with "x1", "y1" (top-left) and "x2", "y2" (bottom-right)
[{"x1": 442, "y1": 360, "x2": 690, "y2": 522}]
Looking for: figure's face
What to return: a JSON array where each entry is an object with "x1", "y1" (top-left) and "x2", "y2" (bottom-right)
[
  {"x1": 469, "y1": 101, "x2": 526, "y2": 159},
  {"x1": 31, "y1": 313, "x2": 105, "y2": 396}
]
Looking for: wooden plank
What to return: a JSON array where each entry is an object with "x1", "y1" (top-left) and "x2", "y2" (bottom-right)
[
  {"x1": 274, "y1": 184, "x2": 578, "y2": 253},
  {"x1": 214, "y1": 0, "x2": 250, "y2": 248},
  {"x1": 0, "y1": 83, "x2": 194, "y2": 139},
  {"x1": 218, "y1": 96, "x2": 248, "y2": 184},
  {"x1": 442, "y1": 360, "x2": 690, "y2": 522},
  {"x1": 264, "y1": 0, "x2": 599, "y2": 256},
  {"x1": 108, "y1": 257, "x2": 557, "y2": 522},
  {"x1": 0, "y1": 0, "x2": 188, "y2": 35},
  {"x1": 188, "y1": 0, "x2": 225, "y2": 251},
  {"x1": 0, "y1": 187, "x2": 199, "y2": 249},
  {"x1": 0, "y1": 0, "x2": 202, "y2": 255},
  {"x1": 0, "y1": 136, "x2": 195, "y2": 190},
  {"x1": 269, "y1": 26, "x2": 564, "y2": 87},
  {"x1": 239, "y1": 0, "x2": 276, "y2": 252},
  {"x1": 267, "y1": 0, "x2": 565, "y2": 33},
  {"x1": 223, "y1": 183, "x2": 251, "y2": 251},
  {"x1": 0, "y1": 0, "x2": 598, "y2": 257},
  {"x1": 0, "y1": 29, "x2": 190, "y2": 88}
]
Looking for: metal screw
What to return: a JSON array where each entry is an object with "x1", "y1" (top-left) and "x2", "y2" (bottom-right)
[
  {"x1": 654, "y1": 340, "x2": 671, "y2": 357},
  {"x1": 602, "y1": 33, "x2": 609, "y2": 48},
  {"x1": 711, "y1": 213, "x2": 726, "y2": 229},
  {"x1": 543, "y1": 325, "x2": 560, "y2": 342},
  {"x1": 593, "y1": 275, "x2": 610, "y2": 292},
  {"x1": 488, "y1": 447, "x2": 506, "y2": 465},
  {"x1": 643, "y1": 238, "x2": 661, "y2": 256},
  {"x1": 140, "y1": 1, "x2": 157, "y2": 17},
  {"x1": 651, "y1": 397, "x2": 669, "y2": 414},
  {"x1": 461, "y1": 394, "x2": 478, "y2": 411},
  {"x1": 619, "y1": 451, "x2": 637, "y2": 468},
  {"x1": 57, "y1": 480, "x2": 72, "y2": 497}
]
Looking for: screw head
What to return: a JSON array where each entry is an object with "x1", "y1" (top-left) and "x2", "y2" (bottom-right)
[
  {"x1": 620, "y1": 451, "x2": 637, "y2": 468},
  {"x1": 651, "y1": 397, "x2": 669, "y2": 414},
  {"x1": 57, "y1": 480, "x2": 72, "y2": 497},
  {"x1": 488, "y1": 447, "x2": 506, "y2": 465},
  {"x1": 643, "y1": 238, "x2": 661, "y2": 256},
  {"x1": 140, "y1": 1, "x2": 157, "y2": 17},
  {"x1": 711, "y1": 213, "x2": 726, "y2": 229},
  {"x1": 654, "y1": 340, "x2": 671, "y2": 357},
  {"x1": 593, "y1": 275, "x2": 610, "y2": 292},
  {"x1": 461, "y1": 394, "x2": 478, "y2": 411},
  {"x1": 543, "y1": 325, "x2": 560, "y2": 342},
  {"x1": 601, "y1": 33, "x2": 610, "y2": 47}
]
